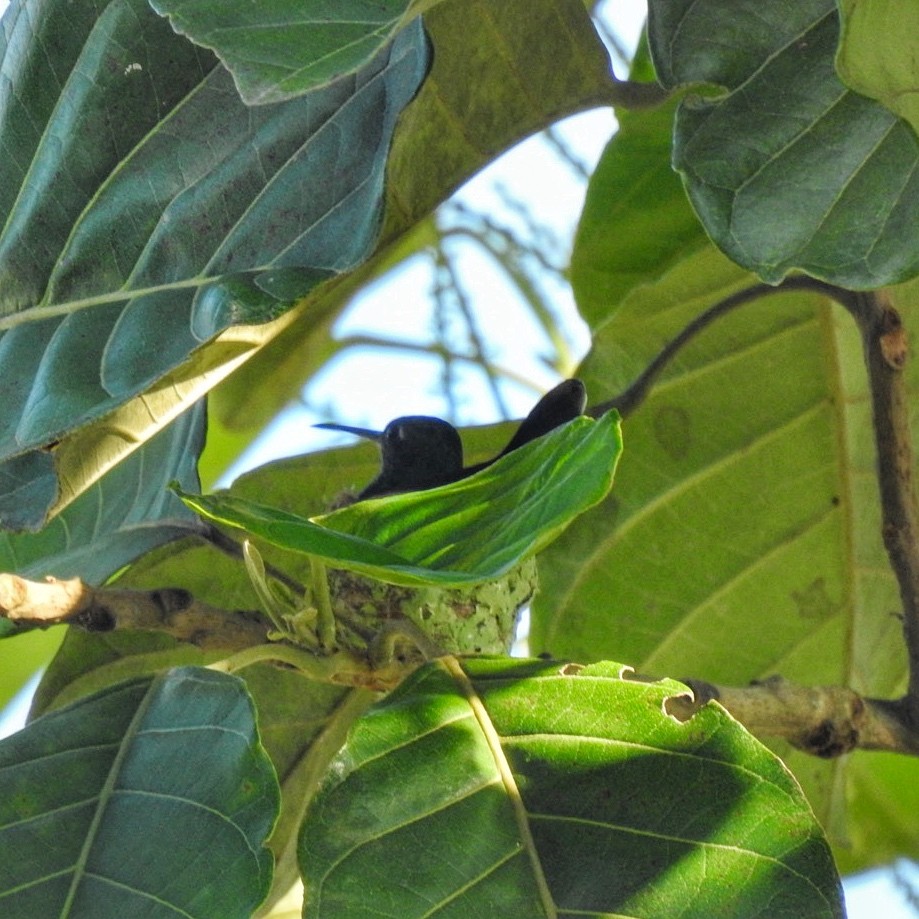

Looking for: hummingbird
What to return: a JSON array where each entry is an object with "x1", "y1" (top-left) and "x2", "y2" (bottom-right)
[
  {"x1": 316, "y1": 415, "x2": 465, "y2": 499},
  {"x1": 463, "y1": 378, "x2": 586, "y2": 476},
  {"x1": 317, "y1": 378, "x2": 587, "y2": 500}
]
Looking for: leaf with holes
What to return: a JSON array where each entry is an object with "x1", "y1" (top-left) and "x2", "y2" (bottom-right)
[
  {"x1": 0, "y1": 666, "x2": 279, "y2": 919},
  {"x1": 300, "y1": 657, "x2": 843, "y2": 918}
]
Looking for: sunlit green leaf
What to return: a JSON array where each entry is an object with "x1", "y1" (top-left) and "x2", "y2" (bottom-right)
[
  {"x1": 836, "y1": 0, "x2": 919, "y2": 140},
  {"x1": 538, "y1": 226, "x2": 919, "y2": 867},
  {"x1": 178, "y1": 413, "x2": 622, "y2": 587},
  {"x1": 300, "y1": 657, "x2": 843, "y2": 918}
]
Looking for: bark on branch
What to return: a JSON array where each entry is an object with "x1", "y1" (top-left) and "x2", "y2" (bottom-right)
[
  {"x1": 837, "y1": 289, "x2": 919, "y2": 730},
  {"x1": 0, "y1": 573, "x2": 269, "y2": 651},
  {"x1": 595, "y1": 280, "x2": 919, "y2": 756},
  {"x1": 671, "y1": 676, "x2": 919, "y2": 757}
]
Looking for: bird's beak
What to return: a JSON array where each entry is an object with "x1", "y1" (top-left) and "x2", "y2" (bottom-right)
[{"x1": 314, "y1": 422, "x2": 382, "y2": 442}]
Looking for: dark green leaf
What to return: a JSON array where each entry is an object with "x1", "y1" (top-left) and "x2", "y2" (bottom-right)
[
  {"x1": 300, "y1": 657, "x2": 843, "y2": 918},
  {"x1": 0, "y1": 666, "x2": 279, "y2": 919},
  {"x1": 647, "y1": 0, "x2": 919, "y2": 288},
  {"x1": 30, "y1": 626, "x2": 372, "y2": 912},
  {"x1": 150, "y1": 0, "x2": 423, "y2": 103},
  {"x1": 0, "y1": 402, "x2": 205, "y2": 578},
  {"x1": 0, "y1": 1, "x2": 430, "y2": 528},
  {"x1": 178, "y1": 413, "x2": 623, "y2": 587}
]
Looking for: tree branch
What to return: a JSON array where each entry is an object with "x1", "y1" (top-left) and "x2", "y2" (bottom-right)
[
  {"x1": 834, "y1": 289, "x2": 919, "y2": 727},
  {"x1": 602, "y1": 75, "x2": 671, "y2": 110},
  {"x1": 0, "y1": 573, "x2": 270, "y2": 651},
  {"x1": 670, "y1": 676, "x2": 919, "y2": 757},
  {"x1": 589, "y1": 275, "x2": 841, "y2": 419}
]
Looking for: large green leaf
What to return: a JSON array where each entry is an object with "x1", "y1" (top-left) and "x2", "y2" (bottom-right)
[
  {"x1": 560, "y1": 13, "x2": 919, "y2": 867},
  {"x1": 208, "y1": 0, "x2": 615, "y2": 446},
  {"x1": 300, "y1": 657, "x2": 843, "y2": 918},
  {"x1": 0, "y1": 0, "x2": 429, "y2": 528},
  {"x1": 647, "y1": 0, "x2": 919, "y2": 288},
  {"x1": 836, "y1": 0, "x2": 919, "y2": 140},
  {"x1": 0, "y1": 666, "x2": 279, "y2": 919},
  {"x1": 544, "y1": 215, "x2": 919, "y2": 868},
  {"x1": 178, "y1": 413, "x2": 623, "y2": 587},
  {"x1": 0, "y1": 401, "x2": 205, "y2": 580},
  {"x1": 150, "y1": 0, "x2": 429, "y2": 103},
  {"x1": 28, "y1": 627, "x2": 374, "y2": 914}
]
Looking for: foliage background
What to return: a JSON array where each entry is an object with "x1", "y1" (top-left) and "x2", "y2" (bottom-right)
[{"x1": 2, "y1": 0, "x2": 919, "y2": 914}]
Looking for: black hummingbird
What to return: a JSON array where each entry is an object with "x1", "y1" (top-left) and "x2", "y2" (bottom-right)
[
  {"x1": 317, "y1": 378, "x2": 587, "y2": 500},
  {"x1": 316, "y1": 415, "x2": 465, "y2": 499}
]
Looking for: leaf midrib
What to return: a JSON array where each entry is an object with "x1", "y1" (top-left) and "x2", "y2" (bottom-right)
[{"x1": 60, "y1": 677, "x2": 158, "y2": 918}]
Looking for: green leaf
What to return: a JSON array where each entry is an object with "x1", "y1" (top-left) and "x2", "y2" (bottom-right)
[
  {"x1": 0, "y1": 666, "x2": 279, "y2": 919},
  {"x1": 208, "y1": 0, "x2": 616, "y2": 445},
  {"x1": 571, "y1": 38, "x2": 709, "y2": 333},
  {"x1": 300, "y1": 657, "x2": 843, "y2": 918},
  {"x1": 178, "y1": 413, "x2": 623, "y2": 587},
  {"x1": 150, "y1": 0, "x2": 427, "y2": 103},
  {"x1": 0, "y1": 402, "x2": 205, "y2": 579},
  {"x1": 0, "y1": 629, "x2": 65, "y2": 714},
  {"x1": 647, "y1": 0, "x2": 919, "y2": 288},
  {"x1": 28, "y1": 629, "x2": 374, "y2": 912},
  {"x1": 383, "y1": 0, "x2": 613, "y2": 232},
  {"x1": 0, "y1": 1, "x2": 429, "y2": 528},
  {"x1": 836, "y1": 1, "x2": 919, "y2": 140},
  {"x1": 537, "y1": 214, "x2": 919, "y2": 868},
  {"x1": 571, "y1": 93, "x2": 707, "y2": 332}
]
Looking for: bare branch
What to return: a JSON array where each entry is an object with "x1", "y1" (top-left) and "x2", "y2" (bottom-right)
[
  {"x1": 835, "y1": 290, "x2": 919, "y2": 726},
  {"x1": 670, "y1": 676, "x2": 919, "y2": 757},
  {"x1": 0, "y1": 573, "x2": 269, "y2": 651}
]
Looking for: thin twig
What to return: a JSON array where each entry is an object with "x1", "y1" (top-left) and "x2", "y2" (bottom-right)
[
  {"x1": 431, "y1": 234, "x2": 511, "y2": 419},
  {"x1": 590, "y1": 275, "x2": 842, "y2": 419}
]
